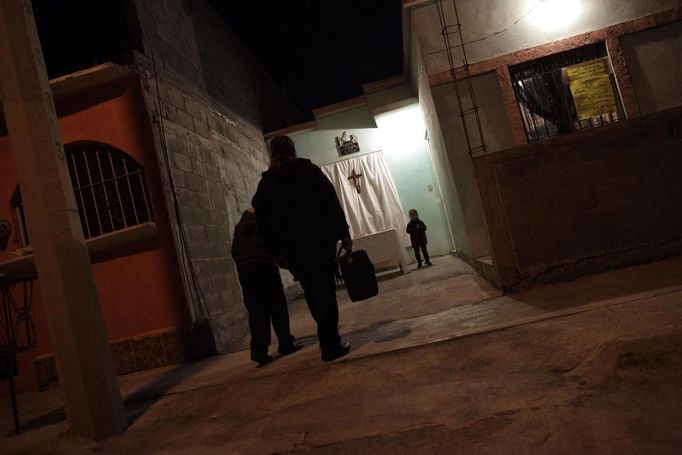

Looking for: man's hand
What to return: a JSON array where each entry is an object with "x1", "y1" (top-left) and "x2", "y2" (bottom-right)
[
  {"x1": 341, "y1": 238, "x2": 353, "y2": 250},
  {"x1": 274, "y1": 255, "x2": 288, "y2": 269}
]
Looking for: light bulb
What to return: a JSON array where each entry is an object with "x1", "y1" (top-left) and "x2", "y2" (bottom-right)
[{"x1": 528, "y1": 0, "x2": 581, "y2": 31}]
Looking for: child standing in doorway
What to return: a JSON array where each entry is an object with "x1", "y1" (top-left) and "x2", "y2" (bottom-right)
[{"x1": 406, "y1": 209, "x2": 432, "y2": 268}]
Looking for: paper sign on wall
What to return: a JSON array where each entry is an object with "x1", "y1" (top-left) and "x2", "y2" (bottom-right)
[{"x1": 564, "y1": 59, "x2": 618, "y2": 121}]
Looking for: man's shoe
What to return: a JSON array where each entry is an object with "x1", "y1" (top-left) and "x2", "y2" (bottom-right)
[
  {"x1": 251, "y1": 352, "x2": 274, "y2": 366},
  {"x1": 278, "y1": 341, "x2": 303, "y2": 356},
  {"x1": 425, "y1": 261, "x2": 433, "y2": 266},
  {"x1": 321, "y1": 341, "x2": 351, "y2": 362},
  {"x1": 417, "y1": 263, "x2": 423, "y2": 269}
]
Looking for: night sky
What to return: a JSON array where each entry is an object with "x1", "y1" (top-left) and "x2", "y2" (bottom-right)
[
  {"x1": 33, "y1": 0, "x2": 133, "y2": 79},
  {"x1": 32, "y1": 0, "x2": 404, "y2": 120},
  {"x1": 214, "y1": 0, "x2": 404, "y2": 117}
]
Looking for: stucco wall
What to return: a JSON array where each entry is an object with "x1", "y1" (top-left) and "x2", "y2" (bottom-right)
[
  {"x1": 289, "y1": 97, "x2": 453, "y2": 257},
  {"x1": 0, "y1": 77, "x2": 189, "y2": 391},
  {"x1": 411, "y1": 0, "x2": 682, "y2": 75},
  {"x1": 622, "y1": 19, "x2": 682, "y2": 115},
  {"x1": 429, "y1": 71, "x2": 516, "y2": 263},
  {"x1": 412, "y1": 28, "x2": 466, "y2": 257},
  {"x1": 432, "y1": 74, "x2": 515, "y2": 156}
]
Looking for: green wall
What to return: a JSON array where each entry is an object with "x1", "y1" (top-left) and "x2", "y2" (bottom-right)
[{"x1": 290, "y1": 103, "x2": 453, "y2": 256}]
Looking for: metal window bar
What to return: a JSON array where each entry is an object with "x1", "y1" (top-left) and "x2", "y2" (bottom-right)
[
  {"x1": 67, "y1": 147, "x2": 153, "y2": 240},
  {"x1": 95, "y1": 151, "x2": 115, "y2": 230},
  {"x1": 137, "y1": 171, "x2": 152, "y2": 222},
  {"x1": 108, "y1": 153, "x2": 128, "y2": 230},
  {"x1": 1, "y1": 275, "x2": 36, "y2": 435},
  {"x1": 9, "y1": 189, "x2": 31, "y2": 247},
  {"x1": 14, "y1": 147, "x2": 154, "y2": 245},
  {"x1": 436, "y1": 0, "x2": 487, "y2": 157},
  {"x1": 510, "y1": 43, "x2": 622, "y2": 143},
  {"x1": 82, "y1": 150, "x2": 105, "y2": 235},
  {"x1": 0, "y1": 281, "x2": 35, "y2": 349},
  {"x1": 69, "y1": 153, "x2": 92, "y2": 238},
  {"x1": 16, "y1": 204, "x2": 30, "y2": 247},
  {"x1": 123, "y1": 158, "x2": 140, "y2": 225}
]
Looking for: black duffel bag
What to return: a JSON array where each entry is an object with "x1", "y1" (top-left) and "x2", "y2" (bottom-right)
[{"x1": 337, "y1": 246, "x2": 379, "y2": 302}]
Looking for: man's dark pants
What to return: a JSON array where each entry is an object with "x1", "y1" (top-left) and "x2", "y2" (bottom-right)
[
  {"x1": 237, "y1": 262, "x2": 295, "y2": 356},
  {"x1": 290, "y1": 244, "x2": 342, "y2": 353}
]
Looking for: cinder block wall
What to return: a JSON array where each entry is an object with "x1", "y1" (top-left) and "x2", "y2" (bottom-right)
[
  {"x1": 130, "y1": 0, "x2": 302, "y2": 352},
  {"x1": 475, "y1": 106, "x2": 682, "y2": 290},
  {"x1": 137, "y1": 60, "x2": 271, "y2": 351}
]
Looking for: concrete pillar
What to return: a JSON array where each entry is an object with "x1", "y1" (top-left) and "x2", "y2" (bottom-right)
[{"x1": 0, "y1": 0, "x2": 126, "y2": 439}]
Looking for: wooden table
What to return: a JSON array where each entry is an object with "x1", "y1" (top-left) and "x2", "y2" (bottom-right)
[{"x1": 352, "y1": 229, "x2": 408, "y2": 273}]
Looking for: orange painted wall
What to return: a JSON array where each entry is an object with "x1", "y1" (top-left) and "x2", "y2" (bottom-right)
[{"x1": 0, "y1": 76, "x2": 189, "y2": 392}]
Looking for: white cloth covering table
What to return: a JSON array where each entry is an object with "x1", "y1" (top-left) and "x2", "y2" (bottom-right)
[{"x1": 351, "y1": 228, "x2": 408, "y2": 273}]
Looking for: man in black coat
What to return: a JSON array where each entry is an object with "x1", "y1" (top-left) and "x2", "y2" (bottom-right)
[{"x1": 252, "y1": 135, "x2": 352, "y2": 362}]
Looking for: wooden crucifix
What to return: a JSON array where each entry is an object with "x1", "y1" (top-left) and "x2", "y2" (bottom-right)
[{"x1": 347, "y1": 169, "x2": 364, "y2": 194}]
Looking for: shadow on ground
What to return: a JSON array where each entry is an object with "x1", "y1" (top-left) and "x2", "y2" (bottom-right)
[
  {"x1": 510, "y1": 257, "x2": 682, "y2": 312},
  {"x1": 289, "y1": 319, "x2": 412, "y2": 354},
  {"x1": 123, "y1": 358, "x2": 218, "y2": 423},
  {"x1": 11, "y1": 357, "x2": 219, "y2": 434}
]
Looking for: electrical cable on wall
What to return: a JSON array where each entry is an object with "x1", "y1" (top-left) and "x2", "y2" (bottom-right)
[
  {"x1": 148, "y1": 53, "x2": 211, "y2": 322},
  {"x1": 425, "y1": 0, "x2": 545, "y2": 57}
]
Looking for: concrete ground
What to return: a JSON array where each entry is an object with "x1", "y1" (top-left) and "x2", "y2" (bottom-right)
[{"x1": 3, "y1": 255, "x2": 682, "y2": 454}]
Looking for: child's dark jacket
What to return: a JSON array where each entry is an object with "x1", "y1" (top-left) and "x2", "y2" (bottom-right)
[
  {"x1": 231, "y1": 210, "x2": 272, "y2": 269},
  {"x1": 406, "y1": 219, "x2": 428, "y2": 247}
]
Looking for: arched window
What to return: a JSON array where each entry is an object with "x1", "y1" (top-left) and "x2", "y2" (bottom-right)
[{"x1": 65, "y1": 142, "x2": 154, "y2": 240}]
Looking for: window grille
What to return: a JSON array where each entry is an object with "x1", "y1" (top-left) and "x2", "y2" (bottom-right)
[
  {"x1": 509, "y1": 42, "x2": 623, "y2": 143},
  {"x1": 65, "y1": 143, "x2": 153, "y2": 240},
  {"x1": 10, "y1": 187, "x2": 30, "y2": 247}
]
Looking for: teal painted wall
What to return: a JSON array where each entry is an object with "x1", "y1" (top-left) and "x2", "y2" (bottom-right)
[{"x1": 290, "y1": 103, "x2": 453, "y2": 256}]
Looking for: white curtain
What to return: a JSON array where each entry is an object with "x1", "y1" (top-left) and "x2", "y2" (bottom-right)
[{"x1": 322, "y1": 152, "x2": 410, "y2": 246}]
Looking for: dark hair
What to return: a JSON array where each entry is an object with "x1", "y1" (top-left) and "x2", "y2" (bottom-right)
[
  {"x1": 269, "y1": 135, "x2": 297, "y2": 157},
  {"x1": 409, "y1": 209, "x2": 418, "y2": 216}
]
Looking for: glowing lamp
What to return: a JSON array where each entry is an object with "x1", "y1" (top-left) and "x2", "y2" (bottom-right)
[
  {"x1": 375, "y1": 103, "x2": 427, "y2": 155},
  {"x1": 528, "y1": 0, "x2": 581, "y2": 31}
]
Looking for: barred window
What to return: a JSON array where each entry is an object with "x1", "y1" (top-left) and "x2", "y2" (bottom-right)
[
  {"x1": 10, "y1": 187, "x2": 30, "y2": 247},
  {"x1": 510, "y1": 42, "x2": 624, "y2": 143},
  {"x1": 65, "y1": 142, "x2": 154, "y2": 240},
  {"x1": 8, "y1": 144, "x2": 153, "y2": 247}
]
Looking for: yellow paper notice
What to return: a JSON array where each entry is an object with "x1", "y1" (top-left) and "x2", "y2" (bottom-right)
[{"x1": 565, "y1": 59, "x2": 617, "y2": 121}]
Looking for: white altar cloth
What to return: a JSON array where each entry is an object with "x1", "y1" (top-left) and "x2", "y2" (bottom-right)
[
  {"x1": 322, "y1": 152, "x2": 410, "y2": 248},
  {"x1": 352, "y1": 228, "x2": 408, "y2": 273}
]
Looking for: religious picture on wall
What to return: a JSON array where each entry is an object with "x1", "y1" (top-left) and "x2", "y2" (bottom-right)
[{"x1": 335, "y1": 131, "x2": 360, "y2": 156}]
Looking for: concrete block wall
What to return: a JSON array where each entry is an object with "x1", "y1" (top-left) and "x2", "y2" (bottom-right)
[
  {"x1": 132, "y1": 0, "x2": 206, "y2": 92},
  {"x1": 127, "y1": 0, "x2": 302, "y2": 352},
  {"x1": 133, "y1": 0, "x2": 301, "y2": 132},
  {"x1": 475, "y1": 106, "x2": 682, "y2": 290},
  {"x1": 136, "y1": 57, "x2": 270, "y2": 350}
]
